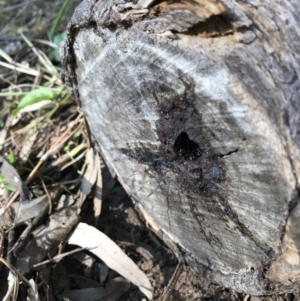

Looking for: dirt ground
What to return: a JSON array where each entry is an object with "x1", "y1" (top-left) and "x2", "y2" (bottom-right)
[{"x1": 0, "y1": 1, "x2": 300, "y2": 301}]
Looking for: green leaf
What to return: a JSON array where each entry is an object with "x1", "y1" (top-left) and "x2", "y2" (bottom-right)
[
  {"x1": 73, "y1": 128, "x2": 82, "y2": 138},
  {"x1": 68, "y1": 144, "x2": 84, "y2": 159},
  {"x1": 53, "y1": 31, "x2": 67, "y2": 62},
  {"x1": 12, "y1": 87, "x2": 54, "y2": 116},
  {"x1": 0, "y1": 174, "x2": 16, "y2": 191},
  {"x1": 6, "y1": 148, "x2": 15, "y2": 164}
]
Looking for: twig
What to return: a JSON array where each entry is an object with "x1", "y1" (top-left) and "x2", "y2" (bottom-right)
[
  {"x1": 9, "y1": 199, "x2": 49, "y2": 256},
  {"x1": 160, "y1": 261, "x2": 183, "y2": 301},
  {"x1": 31, "y1": 247, "x2": 86, "y2": 268},
  {"x1": 41, "y1": 179, "x2": 52, "y2": 214}
]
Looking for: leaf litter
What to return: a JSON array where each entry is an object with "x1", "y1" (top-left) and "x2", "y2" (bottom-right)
[
  {"x1": 1, "y1": 1, "x2": 300, "y2": 301},
  {"x1": 68, "y1": 222, "x2": 153, "y2": 300},
  {"x1": 0, "y1": 4, "x2": 158, "y2": 299}
]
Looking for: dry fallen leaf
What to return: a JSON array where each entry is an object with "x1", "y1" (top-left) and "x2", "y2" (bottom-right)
[
  {"x1": 68, "y1": 274, "x2": 100, "y2": 289},
  {"x1": 68, "y1": 222, "x2": 153, "y2": 300},
  {"x1": 0, "y1": 156, "x2": 30, "y2": 205},
  {"x1": 15, "y1": 207, "x2": 79, "y2": 273},
  {"x1": 77, "y1": 148, "x2": 98, "y2": 209},
  {"x1": 61, "y1": 277, "x2": 130, "y2": 301},
  {"x1": 27, "y1": 279, "x2": 40, "y2": 301},
  {"x1": 3, "y1": 271, "x2": 18, "y2": 301},
  {"x1": 93, "y1": 153, "x2": 102, "y2": 224},
  {"x1": 11, "y1": 195, "x2": 48, "y2": 226}
]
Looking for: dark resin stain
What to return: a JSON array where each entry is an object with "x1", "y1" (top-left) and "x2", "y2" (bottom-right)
[
  {"x1": 123, "y1": 73, "x2": 272, "y2": 258},
  {"x1": 152, "y1": 83, "x2": 226, "y2": 199}
]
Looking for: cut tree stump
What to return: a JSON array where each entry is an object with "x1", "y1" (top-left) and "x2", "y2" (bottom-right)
[{"x1": 61, "y1": 0, "x2": 300, "y2": 295}]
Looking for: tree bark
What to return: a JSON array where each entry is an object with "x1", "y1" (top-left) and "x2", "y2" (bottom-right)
[{"x1": 61, "y1": 0, "x2": 300, "y2": 295}]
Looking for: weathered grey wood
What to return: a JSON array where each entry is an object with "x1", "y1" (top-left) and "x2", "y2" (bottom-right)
[{"x1": 62, "y1": 0, "x2": 300, "y2": 295}]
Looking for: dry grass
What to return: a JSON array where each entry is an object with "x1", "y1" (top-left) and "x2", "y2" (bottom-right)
[
  {"x1": 0, "y1": 3, "x2": 158, "y2": 301},
  {"x1": 0, "y1": 2, "x2": 91, "y2": 299}
]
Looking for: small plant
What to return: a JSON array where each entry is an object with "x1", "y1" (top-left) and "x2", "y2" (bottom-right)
[
  {"x1": 50, "y1": 0, "x2": 71, "y2": 62},
  {"x1": 0, "y1": 174, "x2": 16, "y2": 192}
]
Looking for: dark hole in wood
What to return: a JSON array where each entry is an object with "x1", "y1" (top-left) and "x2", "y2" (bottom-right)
[
  {"x1": 185, "y1": 14, "x2": 234, "y2": 37},
  {"x1": 173, "y1": 132, "x2": 201, "y2": 160}
]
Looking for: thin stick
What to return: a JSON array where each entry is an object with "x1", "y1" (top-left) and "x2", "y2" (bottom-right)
[
  {"x1": 160, "y1": 261, "x2": 183, "y2": 301},
  {"x1": 31, "y1": 247, "x2": 86, "y2": 268}
]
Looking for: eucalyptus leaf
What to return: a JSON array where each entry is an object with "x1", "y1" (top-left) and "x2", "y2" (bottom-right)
[{"x1": 12, "y1": 87, "x2": 54, "y2": 116}]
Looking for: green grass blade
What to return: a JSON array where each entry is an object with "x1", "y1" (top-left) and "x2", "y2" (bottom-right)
[
  {"x1": 0, "y1": 48, "x2": 13, "y2": 63},
  {"x1": 68, "y1": 144, "x2": 85, "y2": 159},
  {"x1": 50, "y1": 0, "x2": 71, "y2": 38}
]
